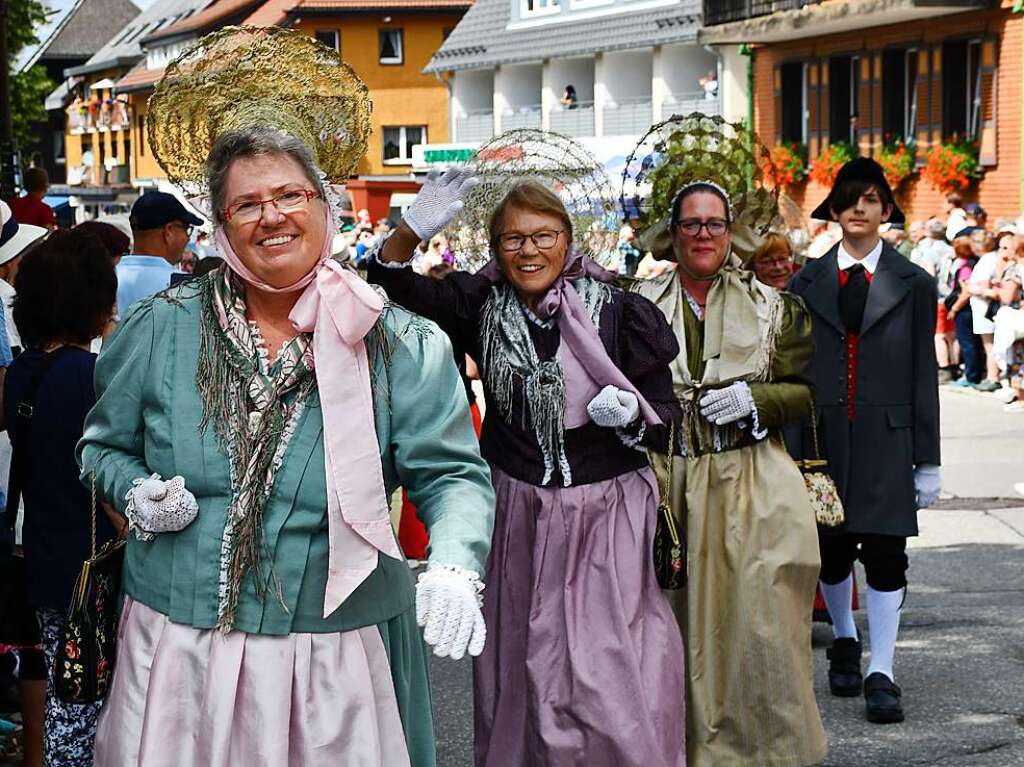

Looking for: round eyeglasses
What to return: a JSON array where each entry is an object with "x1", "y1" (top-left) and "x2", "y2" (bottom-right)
[{"x1": 222, "y1": 189, "x2": 321, "y2": 224}]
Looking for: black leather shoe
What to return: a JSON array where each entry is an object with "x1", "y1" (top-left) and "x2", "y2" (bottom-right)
[
  {"x1": 864, "y1": 672, "x2": 904, "y2": 723},
  {"x1": 826, "y1": 638, "x2": 862, "y2": 697}
]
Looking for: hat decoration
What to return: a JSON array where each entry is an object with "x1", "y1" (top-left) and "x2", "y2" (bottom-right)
[
  {"x1": 621, "y1": 112, "x2": 780, "y2": 263},
  {"x1": 147, "y1": 26, "x2": 372, "y2": 194},
  {"x1": 444, "y1": 128, "x2": 619, "y2": 273},
  {"x1": 809, "y1": 156, "x2": 905, "y2": 224}
]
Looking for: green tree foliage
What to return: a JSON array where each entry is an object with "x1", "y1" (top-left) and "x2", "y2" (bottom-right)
[{"x1": 5, "y1": 0, "x2": 56, "y2": 155}]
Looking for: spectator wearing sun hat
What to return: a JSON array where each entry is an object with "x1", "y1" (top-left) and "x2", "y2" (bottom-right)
[{"x1": 0, "y1": 201, "x2": 49, "y2": 355}]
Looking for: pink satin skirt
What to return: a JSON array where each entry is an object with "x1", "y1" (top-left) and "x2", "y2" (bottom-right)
[{"x1": 93, "y1": 597, "x2": 412, "y2": 767}]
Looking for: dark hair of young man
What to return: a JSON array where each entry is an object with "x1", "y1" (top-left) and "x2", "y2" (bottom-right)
[
  {"x1": 829, "y1": 179, "x2": 895, "y2": 217},
  {"x1": 12, "y1": 229, "x2": 117, "y2": 349}
]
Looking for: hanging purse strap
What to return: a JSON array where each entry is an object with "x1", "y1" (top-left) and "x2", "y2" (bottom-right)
[
  {"x1": 5, "y1": 348, "x2": 74, "y2": 530},
  {"x1": 796, "y1": 396, "x2": 828, "y2": 470},
  {"x1": 656, "y1": 420, "x2": 681, "y2": 548}
]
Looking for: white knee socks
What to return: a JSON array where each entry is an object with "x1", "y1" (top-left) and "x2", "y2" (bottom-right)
[
  {"x1": 866, "y1": 585, "x2": 904, "y2": 682},
  {"x1": 820, "y1": 574, "x2": 858, "y2": 640}
]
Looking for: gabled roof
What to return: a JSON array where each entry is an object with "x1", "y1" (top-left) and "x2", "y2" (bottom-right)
[
  {"x1": 242, "y1": 0, "x2": 299, "y2": 26},
  {"x1": 17, "y1": 0, "x2": 141, "y2": 72},
  {"x1": 296, "y1": 0, "x2": 470, "y2": 8},
  {"x1": 66, "y1": 0, "x2": 213, "y2": 77},
  {"x1": 143, "y1": 0, "x2": 265, "y2": 44},
  {"x1": 425, "y1": 0, "x2": 701, "y2": 73}
]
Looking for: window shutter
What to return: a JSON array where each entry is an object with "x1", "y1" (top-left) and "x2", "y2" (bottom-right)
[
  {"x1": 807, "y1": 61, "x2": 820, "y2": 159},
  {"x1": 978, "y1": 37, "x2": 997, "y2": 167},
  {"x1": 870, "y1": 52, "x2": 883, "y2": 157},
  {"x1": 774, "y1": 64, "x2": 782, "y2": 145},
  {"x1": 819, "y1": 58, "x2": 830, "y2": 149},
  {"x1": 915, "y1": 48, "x2": 931, "y2": 156},
  {"x1": 930, "y1": 45, "x2": 943, "y2": 145},
  {"x1": 856, "y1": 56, "x2": 872, "y2": 156}
]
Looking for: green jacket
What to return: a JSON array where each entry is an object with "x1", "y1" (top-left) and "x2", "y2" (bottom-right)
[{"x1": 78, "y1": 279, "x2": 494, "y2": 635}]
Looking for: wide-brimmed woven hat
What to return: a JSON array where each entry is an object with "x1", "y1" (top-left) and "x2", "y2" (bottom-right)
[
  {"x1": 621, "y1": 112, "x2": 780, "y2": 262},
  {"x1": 147, "y1": 26, "x2": 372, "y2": 192}
]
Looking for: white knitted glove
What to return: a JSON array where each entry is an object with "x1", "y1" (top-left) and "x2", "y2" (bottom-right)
[
  {"x1": 125, "y1": 474, "x2": 199, "y2": 541},
  {"x1": 416, "y1": 563, "x2": 486, "y2": 660},
  {"x1": 698, "y1": 381, "x2": 756, "y2": 426},
  {"x1": 914, "y1": 464, "x2": 941, "y2": 509},
  {"x1": 402, "y1": 167, "x2": 478, "y2": 241},
  {"x1": 587, "y1": 385, "x2": 640, "y2": 428}
]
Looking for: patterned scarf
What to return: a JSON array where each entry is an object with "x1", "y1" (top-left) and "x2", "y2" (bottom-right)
[
  {"x1": 198, "y1": 269, "x2": 316, "y2": 629},
  {"x1": 478, "y1": 276, "x2": 610, "y2": 486}
]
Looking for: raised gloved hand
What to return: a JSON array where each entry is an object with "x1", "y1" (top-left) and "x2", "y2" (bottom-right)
[
  {"x1": 587, "y1": 385, "x2": 640, "y2": 428},
  {"x1": 415, "y1": 563, "x2": 486, "y2": 660},
  {"x1": 402, "y1": 167, "x2": 478, "y2": 241},
  {"x1": 125, "y1": 474, "x2": 199, "y2": 541},
  {"x1": 914, "y1": 464, "x2": 941, "y2": 509},
  {"x1": 698, "y1": 381, "x2": 756, "y2": 426}
]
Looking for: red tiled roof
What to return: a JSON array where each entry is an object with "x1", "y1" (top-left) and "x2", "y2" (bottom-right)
[
  {"x1": 296, "y1": 0, "x2": 472, "y2": 8},
  {"x1": 146, "y1": 0, "x2": 263, "y2": 41},
  {"x1": 243, "y1": 0, "x2": 298, "y2": 26},
  {"x1": 115, "y1": 60, "x2": 165, "y2": 91}
]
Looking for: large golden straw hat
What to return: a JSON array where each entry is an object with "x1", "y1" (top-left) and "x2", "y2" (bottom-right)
[{"x1": 147, "y1": 26, "x2": 372, "y2": 191}]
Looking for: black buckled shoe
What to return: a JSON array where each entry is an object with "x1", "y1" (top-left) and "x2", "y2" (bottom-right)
[
  {"x1": 864, "y1": 672, "x2": 904, "y2": 724},
  {"x1": 826, "y1": 637, "x2": 863, "y2": 697}
]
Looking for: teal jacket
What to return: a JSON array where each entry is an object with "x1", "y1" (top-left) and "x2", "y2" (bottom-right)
[{"x1": 78, "y1": 278, "x2": 495, "y2": 635}]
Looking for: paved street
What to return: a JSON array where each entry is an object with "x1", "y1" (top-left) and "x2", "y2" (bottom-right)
[{"x1": 429, "y1": 388, "x2": 1024, "y2": 766}]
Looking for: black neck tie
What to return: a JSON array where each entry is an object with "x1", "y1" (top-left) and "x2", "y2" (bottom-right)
[{"x1": 839, "y1": 263, "x2": 869, "y2": 334}]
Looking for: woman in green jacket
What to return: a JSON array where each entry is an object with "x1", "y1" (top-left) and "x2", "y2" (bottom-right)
[{"x1": 78, "y1": 28, "x2": 493, "y2": 767}]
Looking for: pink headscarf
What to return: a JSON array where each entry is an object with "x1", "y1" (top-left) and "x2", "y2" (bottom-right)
[{"x1": 215, "y1": 207, "x2": 403, "y2": 618}]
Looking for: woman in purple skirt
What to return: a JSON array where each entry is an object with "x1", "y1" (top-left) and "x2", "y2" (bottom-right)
[{"x1": 369, "y1": 175, "x2": 686, "y2": 767}]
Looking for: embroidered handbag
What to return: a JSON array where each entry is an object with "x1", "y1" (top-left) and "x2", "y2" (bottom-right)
[
  {"x1": 652, "y1": 421, "x2": 686, "y2": 589},
  {"x1": 54, "y1": 474, "x2": 125, "y2": 704},
  {"x1": 795, "y1": 406, "x2": 845, "y2": 528}
]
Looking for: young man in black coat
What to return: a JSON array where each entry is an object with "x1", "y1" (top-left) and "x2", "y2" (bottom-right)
[{"x1": 788, "y1": 158, "x2": 941, "y2": 724}]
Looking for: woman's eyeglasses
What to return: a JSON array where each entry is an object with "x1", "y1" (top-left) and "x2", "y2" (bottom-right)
[
  {"x1": 674, "y1": 218, "x2": 729, "y2": 237},
  {"x1": 222, "y1": 189, "x2": 321, "y2": 224},
  {"x1": 499, "y1": 229, "x2": 564, "y2": 252}
]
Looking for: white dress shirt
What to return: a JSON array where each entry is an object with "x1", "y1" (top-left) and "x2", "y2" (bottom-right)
[{"x1": 837, "y1": 239, "x2": 883, "y2": 274}]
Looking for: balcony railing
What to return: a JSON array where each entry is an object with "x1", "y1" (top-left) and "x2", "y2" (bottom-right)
[
  {"x1": 704, "y1": 0, "x2": 821, "y2": 26},
  {"x1": 603, "y1": 98, "x2": 652, "y2": 137},
  {"x1": 663, "y1": 92, "x2": 721, "y2": 118},
  {"x1": 502, "y1": 105, "x2": 542, "y2": 131},
  {"x1": 550, "y1": 101, "x2": 595, "y2": 138},
  {"x1": 455, "y1": 108, "x2": 494, "y2": 143}
]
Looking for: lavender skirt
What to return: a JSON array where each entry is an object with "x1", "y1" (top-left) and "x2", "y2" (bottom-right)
[{"x1": 474, "y1": 465, "x2": 686, "y2": 767}]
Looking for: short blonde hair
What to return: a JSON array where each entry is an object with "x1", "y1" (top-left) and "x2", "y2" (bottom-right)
[
  {"x1": 752, "y1": 232, "x2": 793, "y2": 263},
  {"x1": 488, "y1": 182, "x2": 573, "y2": 255}
]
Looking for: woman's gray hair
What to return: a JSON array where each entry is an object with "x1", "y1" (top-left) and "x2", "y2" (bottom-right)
[{"x1": 206, "y1": 126, "x2": 326, "y2": 224}]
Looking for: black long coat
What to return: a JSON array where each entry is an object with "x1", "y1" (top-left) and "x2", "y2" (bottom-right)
[{"x1": 787, "y1": 244, "x2": 940, "y2": 537}]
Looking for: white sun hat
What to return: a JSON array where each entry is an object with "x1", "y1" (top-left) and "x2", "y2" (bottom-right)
[{"x1": 0, "y1": 200, "x2": 48, "y2": 266}]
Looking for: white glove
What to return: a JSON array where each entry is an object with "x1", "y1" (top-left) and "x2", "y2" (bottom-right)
[
  {"x1": 125, "y1": 474, "x2": 199, "y2": 541},
  {"x1": 914, "y1": 464, "x2": 941, "y2": 509},
  {"x1": 587, "y1": 385, "x2": 640, "y2": 428},
  {"x1": 698, "y1": 381, "x2": 756, "y2": 426},
  {"x1": 415, "y1": 563, "x2": 486, "y2": 660},
  {"x1": 402, "y1": 167, "x2": 479, "y2": 241}
]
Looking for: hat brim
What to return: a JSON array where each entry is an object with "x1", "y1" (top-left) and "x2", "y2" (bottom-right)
[
  {"x1": 0, "y1": 223, "x2": 48, "y2": 265},
  {"x1": 810, "y1": 195, "x2": 906, "y2": 225}
]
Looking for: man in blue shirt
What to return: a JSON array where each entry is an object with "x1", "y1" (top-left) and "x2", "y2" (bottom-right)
[{"x1": 116, "y1": 192, "x2": 202, "y2": 317}]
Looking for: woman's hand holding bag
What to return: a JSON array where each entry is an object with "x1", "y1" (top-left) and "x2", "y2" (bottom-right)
[{"x1": 125, "y1": 474, "x2": 199, "y2": 540}]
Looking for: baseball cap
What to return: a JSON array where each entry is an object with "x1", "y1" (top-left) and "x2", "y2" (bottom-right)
[
  {"x1": 0, "y1": 200, "x2": 48, "y2": 266},
  {"x1": 129, "y1": 191, "x2": 203, "y2": 231}
]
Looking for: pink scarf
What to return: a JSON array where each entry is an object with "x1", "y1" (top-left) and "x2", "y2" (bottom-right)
[{"x1": 215, "y1": 209, "x2": 402, "y2": 618}]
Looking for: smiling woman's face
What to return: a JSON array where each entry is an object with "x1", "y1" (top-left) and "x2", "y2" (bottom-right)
[
  {"x1": 496, "y1": 205, "x2": 569, "y2": 308},
  {"x1": 221, "y1": 153, "x2": 327, "y2": 288}
]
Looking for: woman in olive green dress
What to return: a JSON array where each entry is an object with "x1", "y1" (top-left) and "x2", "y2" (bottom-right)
[{"x1": 633, "y1": 181, "x2": 827, "y2": 767}]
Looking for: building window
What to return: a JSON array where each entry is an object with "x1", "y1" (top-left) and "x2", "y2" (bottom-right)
[
  {"x1": 315, "y1": 29, "x2": 340, "y2": 52},
  {"x1": 138, "y1": 115, "x2": 145, "y2": 155},
  {"x1": 779, "y1": 61, "x2": 806, "y2": 144},
  {"x1": 379, "y1": 29, "x2": 403, "y2": 65},
  {"x1": 828, "y1": 55, "x2": 858, "y2": 144},
  {"x1": 383, "y1": 126, "x2": 425, "y2": 164},
  {"x1": 942, "y1": 39, "x2": 983, "y2": 141},
  {"x1": 880, "y1": 48, "x2": 919, "y2": 142},
  {"x1": 520, "y1": 0, "x2": 559, "y2": 16}
]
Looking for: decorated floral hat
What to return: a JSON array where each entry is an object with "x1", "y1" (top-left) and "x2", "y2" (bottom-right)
[
  {"x1": 147, "y1": 26, "x2": 373, "y2": 193},
  {"x1": 621, "y1": 112, "x2": 780, "y2": 262}
]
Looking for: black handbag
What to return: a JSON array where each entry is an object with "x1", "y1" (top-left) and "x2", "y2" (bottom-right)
[
  {"x1": 652, "y1": 421, "x2": 685, "y2": 589},
  {"x1": 53, "y1": 473, "x2": 125, "y2": 704}
]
